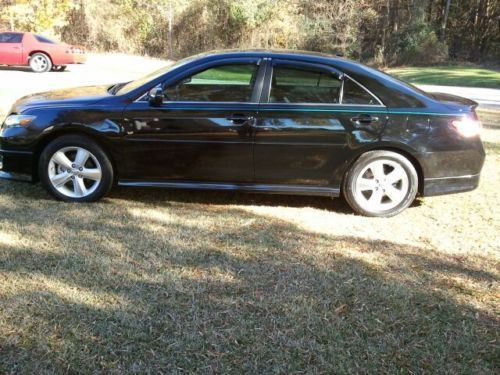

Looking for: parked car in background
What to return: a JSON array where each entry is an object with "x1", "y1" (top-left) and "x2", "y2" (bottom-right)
[
  {"x1": 0, "y1": 50, "x2": 485, "y2": 216},
  {"x1": 0, "y1": 32, "x2": 86, "y2": 73}
]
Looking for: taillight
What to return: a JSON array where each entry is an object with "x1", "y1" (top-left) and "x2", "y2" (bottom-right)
[{"x1": 451, "y1": 117, "x2": 482, "y2": 138}]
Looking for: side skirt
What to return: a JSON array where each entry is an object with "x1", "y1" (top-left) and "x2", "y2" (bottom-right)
[{"x1": 117, "y1": 180, "x2": 340, "y2": 197}]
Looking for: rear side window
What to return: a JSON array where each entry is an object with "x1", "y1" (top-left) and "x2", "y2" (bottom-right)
[
  {"x1": 342, "y1": 78, "x2": 379, "y2": 105},
  {"x1": 0, "y1": 33, "x2": 23, "y2": 43},
  {"x1": 35, "y1": 35, "x2": 56, "y2": 44},
  {"x1": 164, "y1": 63, "x2": 258, "y2": 102},
  {"x1": 270, "y1": 66, "x2": 341, "y2": 104}
]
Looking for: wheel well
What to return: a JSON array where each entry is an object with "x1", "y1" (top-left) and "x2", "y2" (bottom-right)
[
  {"x1": 32, "y1": 130, "x2": 117, "y2": 182},
  {"x1": 343, "y1": 147, "x2": 425, "y2": 195},
  {"x1": 28, "y1": 50, "x2": 53, "y2": 64}
]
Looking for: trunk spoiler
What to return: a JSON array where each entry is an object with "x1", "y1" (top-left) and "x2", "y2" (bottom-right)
[{"x1": 429, "y1": 92, "x2": 479, "y2": 111}]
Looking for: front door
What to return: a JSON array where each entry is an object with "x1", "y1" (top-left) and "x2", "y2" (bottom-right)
[
  {"x1": 121, "y1": 59, "x2": 263, "y2": 183},
  {"x1": 0, "y1": 33, "x2": 23, "y2": 65},
  {"x1": 254, "y1": 59, "x2": 387, "y2": 188}
]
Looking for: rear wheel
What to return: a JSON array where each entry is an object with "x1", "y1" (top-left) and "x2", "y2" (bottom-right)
[
  {"x1": 29, "y1": 53, "x2": 52, "y2": 73},
  {"x1": 39, "y1": 135, "x2": 113, "y2": 202},
  {"x1": 343, "y1": 150, "x2": 418, "y2": 217}
]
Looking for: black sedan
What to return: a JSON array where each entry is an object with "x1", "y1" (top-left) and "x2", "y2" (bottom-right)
[{"x1": 0, "y1": 50, "x2": 485, "y2": 216}]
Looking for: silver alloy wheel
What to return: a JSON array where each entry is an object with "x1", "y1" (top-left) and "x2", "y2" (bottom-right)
[
  {"x1": 48, "y1": 146, "x2": 102, "y2": 198},
  {"x1": 30, "y1": 55, "x2": 49, "y2": 72},
  {"x1": 353, "y1": 159, "x2": 409, "y2": 212}
]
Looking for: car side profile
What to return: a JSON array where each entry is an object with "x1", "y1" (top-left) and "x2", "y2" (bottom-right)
[
  {"x1": 0, "y1": 50, "x2": 485, "y2": 216},
  {"x1": 0, "y1": 31, "x2": 86, "y2": 72}
]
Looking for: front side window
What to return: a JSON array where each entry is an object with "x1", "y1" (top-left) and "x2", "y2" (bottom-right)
[
  {"x1": 0, "y1": 33, "x2": 23, "y2": 43},
  {"x1": 163, "y1": 63, "x2": 258, "y2": 102},
  {"x1": 270, "y1": 66, "x2": 342, "y2": 104}
]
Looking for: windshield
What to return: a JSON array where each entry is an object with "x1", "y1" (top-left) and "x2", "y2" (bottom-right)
[{"x1": 116, "y1": 56, "x2": 195, "y2": 95}]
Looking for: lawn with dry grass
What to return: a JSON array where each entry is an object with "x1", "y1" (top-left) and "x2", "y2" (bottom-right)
[{"x1": 0, "y1": 110, "x2": 499, "y2": 373}]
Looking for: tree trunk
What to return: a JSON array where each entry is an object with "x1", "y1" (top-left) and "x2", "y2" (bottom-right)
[{"x1": 440, "y1": 0, "x2": 451, "y2": 41}]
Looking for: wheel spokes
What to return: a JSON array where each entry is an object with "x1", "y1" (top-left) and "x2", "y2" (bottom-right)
[
  {"x1": 74, "y1": 148, "x2": 90, "y2": 167},
  {"x1": 368, "y1": 189, "x2": 384, "y2": 205},
  {"x1": 52, "y1": 151, "x2": 73, "y2": 170},
  {"x1": 358, "y1": 178, "x2": 377, "y2": 191},
  {"x1": 48, "y1": 146, "x2": 102, "y2": 199},
  {"x1": 386, "y1": 168, "x2": 405, "y2": 184},
  {"x1": 385, "y1": 185, "x2": 404, "y2": 203},
  {"x1": 355, "y1": 158, "x2": 410, "y2": 212},
  {"x1": 73, "y1": 177, "x2": 88, "y2": 197},
  {"x1": 370, "y1": 160, "x2": 386, "y2": 181},
  {"x1": 50, "y1": 171, "x2": 71, "y2": 187},
  {"x1": 81, "y1": 168, "x2": 101, "y2": 181}
]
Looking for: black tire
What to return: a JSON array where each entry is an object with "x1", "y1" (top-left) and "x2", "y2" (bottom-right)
[
  {"x1": 38, "y1": 135, "x2": 114, "y2": 202},
  {"x1": 52, "y1": 65, "x2": 67, "y2": 72},
  {"x1": 342, "y1": 150, "x2": 418, "y2": 217},
  {"x1": 29, "y1": 52, "x2": 52, "y2": 73}
]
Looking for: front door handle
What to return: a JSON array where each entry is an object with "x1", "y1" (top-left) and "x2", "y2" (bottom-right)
[
  {"x1": 227, "y1": 114, "x2": 254, "y2": 125},
  {"x1": 350, "y1": 115, "x2": 379, "y2": 125}
]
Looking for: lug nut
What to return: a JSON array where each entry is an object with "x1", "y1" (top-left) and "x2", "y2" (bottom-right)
[
  {"x1": 72, "y1": 164, "x2": 76, "y2": 168},
  {"x1": 79, "y1": 167, "x2": 83, "y2": 171},
  {"x1": 71, "y1": 176, "x2": 75, "y2": 180}
]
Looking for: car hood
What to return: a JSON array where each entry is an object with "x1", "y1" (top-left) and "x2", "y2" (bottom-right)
[
  {"x1": 429, "y1": 92, "x2": 478, "y2": 111},
  {"x1": 12, "y1": 84, "x2": 112, "y2": 112}
]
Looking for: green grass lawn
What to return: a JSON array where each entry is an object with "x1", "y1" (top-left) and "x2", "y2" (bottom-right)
[
  {"x1": 387, "y1": 65, "x2": 500, "y2": 88},
  {"x1": 0, "y1": 110, "x2": 498, "y2": 373}
]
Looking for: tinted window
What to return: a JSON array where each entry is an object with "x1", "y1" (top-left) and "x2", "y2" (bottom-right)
[
  {"x1": 164, "y1": 64, "x2": 258, "y2": 102},
  {"x1": 342, "y1": 78, "x2": 379, "y2": 105},
  {"x1": 0, "y1": 33, "x2": 23, "y2": 43},
  {"x1": 35, "y1": 35, "x2": 56, "y2": 44},
  {"x1": 270, "y1": 66, "x2": 341, "y2": 104}
]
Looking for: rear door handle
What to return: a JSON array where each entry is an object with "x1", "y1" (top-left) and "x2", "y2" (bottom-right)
[
  {"x1": 350, "y1": 115, "x2": 379, "y2": 125},
  {"x1": 227, "y1": 113, "x2": 254, "y2": 125}
]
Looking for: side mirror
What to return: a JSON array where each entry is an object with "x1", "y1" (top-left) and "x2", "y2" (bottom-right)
[{"x1": 148, "y1": 87, "x2": 163, "y2": 107}]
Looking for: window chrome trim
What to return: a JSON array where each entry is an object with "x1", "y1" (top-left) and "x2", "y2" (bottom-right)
[
  {"x1": 258, "y1": 102, "x2": 385, "y2": 108},
  {"x1": 134, "y1": 74, "x2": 386, "y2": 108}
]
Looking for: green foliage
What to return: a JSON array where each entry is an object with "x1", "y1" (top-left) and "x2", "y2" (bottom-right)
[
  {"x1": 391, "y1": 23, "x2": 448, "y2": 65},
  {"x1": 1, "y1": 0, "x2": 498, "y2": 65}
]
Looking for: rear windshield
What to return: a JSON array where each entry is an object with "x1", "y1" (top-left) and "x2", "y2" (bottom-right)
[{"x1": 35, "y1": 35, "x2": 56, "y2": 44}]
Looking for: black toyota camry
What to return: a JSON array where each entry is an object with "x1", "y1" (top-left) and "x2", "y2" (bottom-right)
[{"x1": 0, "y1": 50, "x2": 485, "y2": 217}]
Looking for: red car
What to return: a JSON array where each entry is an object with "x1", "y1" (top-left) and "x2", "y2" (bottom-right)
[{"x1": 0, "y1": 31, "x2": 86, "y2": 73}]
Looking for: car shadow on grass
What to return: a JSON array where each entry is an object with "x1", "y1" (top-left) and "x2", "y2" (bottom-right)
[
  {"x1": 0, "y1": 185, "x2": 497, "y2": 373},
  {"x1": 10, "y1": 181, "x2": 426, "y2": 214}
]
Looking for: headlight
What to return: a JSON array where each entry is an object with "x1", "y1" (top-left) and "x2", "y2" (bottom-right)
[
  {"x1": 451, "y1": 117, "x2": 482, "y2": 138},
  {"x1": 3, "y1": 114, "x2": 37, "y2": 129}
]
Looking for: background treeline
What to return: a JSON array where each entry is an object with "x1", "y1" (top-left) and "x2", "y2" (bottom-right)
[{"x1": 1, "y1": 0, "x2": 499, "y2": 66}]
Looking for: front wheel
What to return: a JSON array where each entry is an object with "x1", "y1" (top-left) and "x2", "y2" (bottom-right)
[
  {"x1": 39, "y1": 135, "x2": 114, "y2": 202},
  {"x1": 343, "y1": 150, "x2": 419, "y2": 217}
]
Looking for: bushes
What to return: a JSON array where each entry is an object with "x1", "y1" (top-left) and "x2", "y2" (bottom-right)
[
  {"x1": 390, "y1": 24, "x2": 449, "y2": 66},
  {"x1": 0, "y1": 0, "x2": 498, "y2": 65}
]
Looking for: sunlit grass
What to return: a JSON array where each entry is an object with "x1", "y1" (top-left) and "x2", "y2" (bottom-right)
[
  {"x1": 0, "y1": 111, "x2": 498, "y2": 373},
  {"x1": 387, "y1": 65, "x2": 500, "y2": 88}
]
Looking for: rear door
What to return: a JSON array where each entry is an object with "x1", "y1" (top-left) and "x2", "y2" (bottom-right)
[
  {"x1": 122, "y1": 58, "x2": 265, "y2": 183},
  {"x1": 0, "y1": 33, "x2": 24, "y2": 65},
  {"x1": 254, "y1": 59, "x2": 387, "y2": 188}
]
